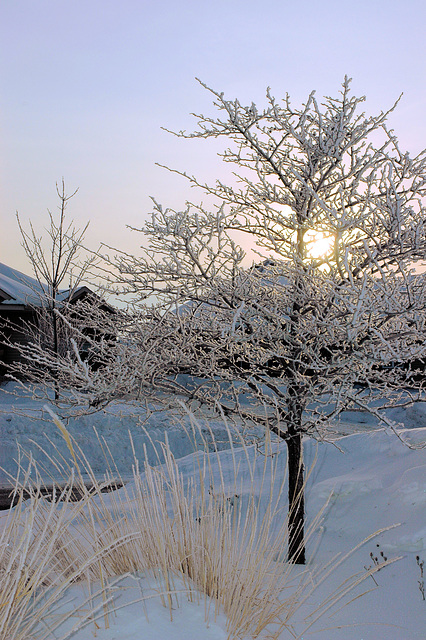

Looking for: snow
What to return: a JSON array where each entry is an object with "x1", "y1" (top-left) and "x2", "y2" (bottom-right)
[
  {"x1": 0, "y1": 382, "x2": 425, "y2": 639},
  {"x1": 0, "y1": 383, "x2": 234, "y2": 483},
  {"x1": 46, "y1": 574, "x2": 229, "y2": 640},
  {"x1": 0, "y1": 262, "x2": 56, "y2": 306},
  {"x1": 0, "y1": 261, "x2": 83, "y2": 306}
]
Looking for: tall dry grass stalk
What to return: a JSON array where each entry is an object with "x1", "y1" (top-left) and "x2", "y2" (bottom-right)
[
  {"x1": 0, "y1": 454, "x2": 134, "y2": 640},
  {"x1": 0, "y1": 408, "x2": 399, "y2": 639}
]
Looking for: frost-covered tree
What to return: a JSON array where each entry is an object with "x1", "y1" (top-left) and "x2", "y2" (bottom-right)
[
  {"x1": 105, "y1": 78, "x2": 426, "y2": 563},
  {"x1": 18, "y1": 79, "x2": 426, "y2": 563}
]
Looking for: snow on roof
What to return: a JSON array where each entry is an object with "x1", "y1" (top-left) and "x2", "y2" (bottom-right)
[{"x1": 0, "y1": 262, "x2": 74, "y2": 308}]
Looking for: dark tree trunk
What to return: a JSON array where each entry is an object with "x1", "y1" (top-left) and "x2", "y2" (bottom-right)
[
  {"x1": 286, "y1": 428, "x2": 305, "y2": 564},
  {"x1": 284, "y1": 260, "x2": 307, "y2": 564},
  {"x1": 284, "y1": 384, "x2": 306, "y2": 564}
]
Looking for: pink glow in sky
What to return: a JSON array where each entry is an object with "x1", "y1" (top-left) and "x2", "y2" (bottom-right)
[{"x1": 1, "y1": 0, "x2": 426, "y2": 274}]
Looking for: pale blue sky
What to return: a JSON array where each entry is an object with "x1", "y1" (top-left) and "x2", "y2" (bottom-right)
[{"x1": 1, "y1": 0, "x2": 426, "y2": 273}]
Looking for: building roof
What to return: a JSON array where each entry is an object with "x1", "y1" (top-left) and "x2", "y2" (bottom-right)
[{"x1": 0, "y1": 262, "x2": 85, "y2": 308}]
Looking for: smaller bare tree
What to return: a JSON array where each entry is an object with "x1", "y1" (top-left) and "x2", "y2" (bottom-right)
[{"x1": 3, "y1": 181, "x2": 97, "y2": 398}]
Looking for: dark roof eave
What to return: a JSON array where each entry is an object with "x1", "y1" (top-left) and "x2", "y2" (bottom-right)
[
  {"x1": 67, "y1": 287, "x2": 116, "y2": 313},
  {"x1": 0, "y1": 288, "x2": 14, "y2": 302}
]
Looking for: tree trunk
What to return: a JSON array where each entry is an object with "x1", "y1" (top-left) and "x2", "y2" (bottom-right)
[
  {"x1": 282, "y1": 376, "x2": 306, "y2": 563},
  {"x1": 51, "y1": 302, "x2": 59, "y2": 402},
  {"x1": 286, "y1": 429, "x2": 305, "y2": 563}
]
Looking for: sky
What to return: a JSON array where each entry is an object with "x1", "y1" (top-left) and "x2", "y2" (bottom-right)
[{"x1": 1, "y1": 0, "x2": 426, "y2": 275}]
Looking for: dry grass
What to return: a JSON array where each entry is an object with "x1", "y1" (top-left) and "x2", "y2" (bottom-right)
[
  {"x1": 0, "y1": 459, "x2": 130, "y2": 639},
  {"x1": 0, "y1": 409, "x2": 399, "y2": 639}
]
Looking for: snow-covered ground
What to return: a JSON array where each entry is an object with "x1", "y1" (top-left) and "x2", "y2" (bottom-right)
[
  {"x1": 0, "y1": 382, "x2": 425, "y2": 639},
  {"x1": 0, "y1": 383, "x2": 235, "y2": 484}
]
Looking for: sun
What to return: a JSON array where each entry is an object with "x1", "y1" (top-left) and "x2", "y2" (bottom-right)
[{"x1": 304, "y1": 230, "x2": 334, "y2": 259}]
